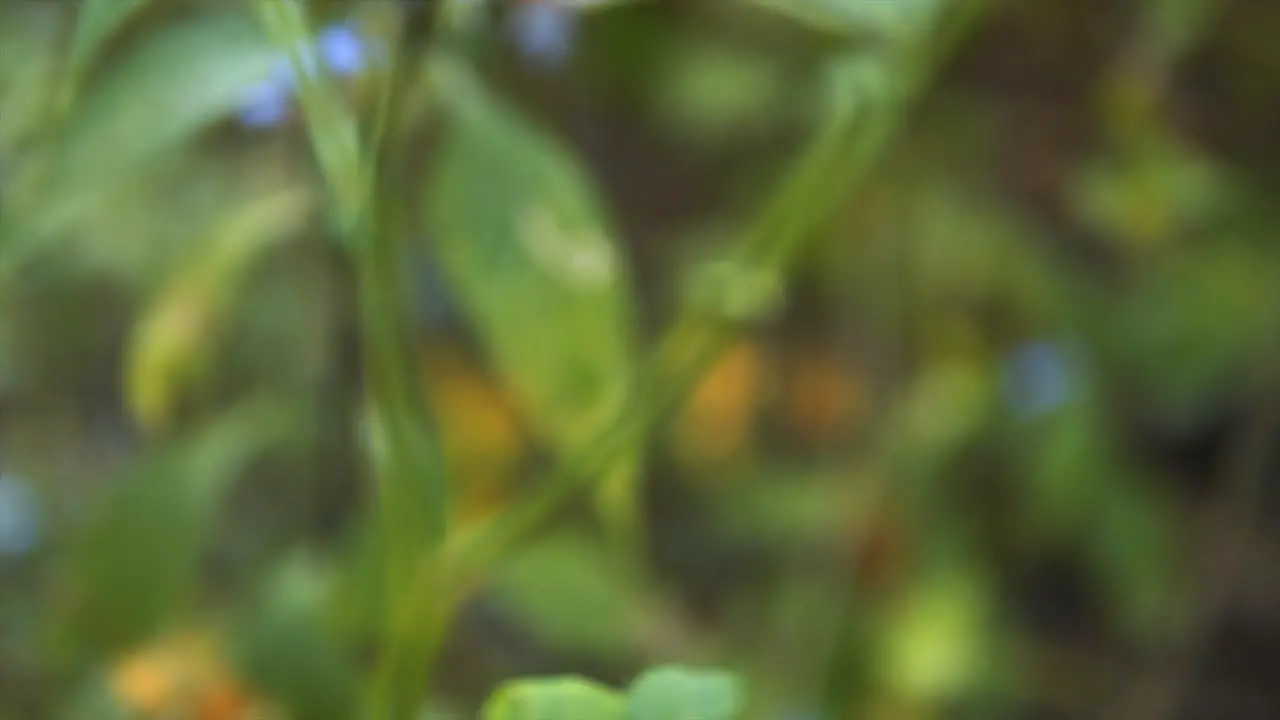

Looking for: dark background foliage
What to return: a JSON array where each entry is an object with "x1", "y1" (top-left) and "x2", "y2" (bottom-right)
[{"x1": 2, "y1": 0, "x2": 1279, "y2": 718}]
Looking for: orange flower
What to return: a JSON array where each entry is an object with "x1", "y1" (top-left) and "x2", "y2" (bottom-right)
[
  {"x1": 783, "y1": 348, "x2": 868, "y2": 444},
  {"x1": 671, "y1": 341, "x2": 770, "y2": 471},
  {"x1": 109, "y1": 629, "x2": 272, "y2": 720}
]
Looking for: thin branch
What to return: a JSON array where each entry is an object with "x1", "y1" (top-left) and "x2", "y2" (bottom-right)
[{"x1": 446, "y1": 0, "x2": 997, "y2": 592}]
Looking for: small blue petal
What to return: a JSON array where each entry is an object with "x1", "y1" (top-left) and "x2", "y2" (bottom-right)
[
  {"x1": 0, "y1": 475, "x2": 40, "y2": 557},
  {"x1": 237, "y1": 78, "x2": 294, "y2": 128},
  {"x1": 411, "y1": 246, "x2": 461, "y2": 328},
  {"x1": 1002, "y1": 340, "x2": 1074, "y2": 419},
  {"x1": 235, "y1": 22, "x2": 371, "y2": 129},
  {"x1": 268, "y1": 55, "x2": 299, "y2": 86},
  {"x1": 318, "y1": 23, "x2": 368, "y2": 76},
  {"x1": 295, "y1": 46, "x2": 323, "y2": 79},
  {"x1": 508, "y1": 3, "x2": 578, "y2": 71}
]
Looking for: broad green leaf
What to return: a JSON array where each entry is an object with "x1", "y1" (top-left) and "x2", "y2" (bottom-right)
[
  {"x1": 0, "y1": 4, "x2": 61, "y2": 152},
  {"x1": 62, "y1": 0, "x2": 153, "y2": 105},
  {"x1": 626, "y1": 665, "x2": 746, "y2": 720},
  {"x1": 426, "y1": 60, "x2": 637, "y2": 455},
  {"x1": 482, "y1": 676, "x2": 625, "y2": 720},
  {"x1": 124, "y1": 187, "x2": 311, "y2": 433},
  {"x1": 744, "y1": 0, "x2": 944, "y2": 42},
  {"x1": 51, "y1": 400, "x2": 295, "y2": 663},
  {"x1": 27, "y1": 10, "x2": 280, "y2": 233},
  {"x1": 231, "y1": 554, "x2": 359, "y2": 720},
  {"x1": 489, "y1": 529, "x2": 646, "y2": 656}
]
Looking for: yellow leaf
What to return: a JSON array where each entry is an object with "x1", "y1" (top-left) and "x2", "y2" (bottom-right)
[
  {"x1": 126, "y1": 278, "x2": 217, "y2": 433},
  {"x1": 124, "y1": 188, "x2": 310, "y2": 433}
]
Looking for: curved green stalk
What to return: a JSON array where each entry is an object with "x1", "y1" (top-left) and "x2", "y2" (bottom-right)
[
  {"x1": 251, "y1": 1, "x2": 450, "y2": 717},
  {"x1": 358, "y1": 6, "x2": 455, "y2": 716},
  {"x1": 448, "y1": 0, "x2": 994, "y2": 583}
]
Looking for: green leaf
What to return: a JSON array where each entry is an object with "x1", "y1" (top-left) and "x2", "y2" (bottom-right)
[
  {"x1": 426, "y1": 60, "x2": 637, "y2": 455},
  {"x1": 51, "y1": 400, "x2": 295, "y2": 663},
  {"x1": 482, "y1": 676, "x2": 626, "y2": 720},
  {"x1": 0, "y1": 4, "x2": 62, "y2": 152},
  {"x1": 231, "y1": 554, "x2": 359, "y2": 720},
  {"x1": 427, "y1": 54, "x2": 642, "y2": 571},
  {"x1": 489, "y1": 530, "x2": 646, "y2": 656},
  {"x1": 625, "y1": 665, "x2": 746, "y2": 720},
  {"x1": 26, "y1": 10, "x2": 280, "y2": 233},
  {"x1": 124, "y1": 186, "x2": 312, "y2": 433},
  {"x1": 62, "y1": 0, "x2": 153, "y2": 105}
]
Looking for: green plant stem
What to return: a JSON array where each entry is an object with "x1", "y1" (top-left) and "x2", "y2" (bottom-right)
[
  {"x1": 251, "y1": 1, "x2": 450, "y2": 717},
  {"x1": 452, "y1": 317, "x2": 734, "y2": 576},
  {"x1": 253, "y1": 0, "x2": 363, "y2": 230},
  {"x1": 360, "y1": 9, "x2": 457, "y2": 715},
  {"x1": 357, "y1": 197, "x2": 453, "y2": 720},
  {"x1": 449, "y1": 0, "x2": 994, "y2": 584}
]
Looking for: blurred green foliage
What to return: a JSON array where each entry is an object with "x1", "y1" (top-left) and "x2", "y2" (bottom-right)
[{"x1": 2, "y1": 0, "x2": 1280, "y2": 719}]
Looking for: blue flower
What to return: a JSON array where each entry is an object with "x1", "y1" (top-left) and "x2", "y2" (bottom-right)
[
  {"x1": 317, "y1": 23, "x2": 368, "y2": 75},
  {"x1": 236, "y1": 67, "x2": 295, "y2": 128},
  {"x1": 237, "y1": 20, "x2": 373, "y2": 129},
  {"x1": 508, "y1": 2, "x2": 579, "y2": 72},
  {"x1": 0, "y1": 474, "x2": 40, "y2": 557},
  {"x1": 1002, "y1": 339, "x2": 1076, "y2": 420}
]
